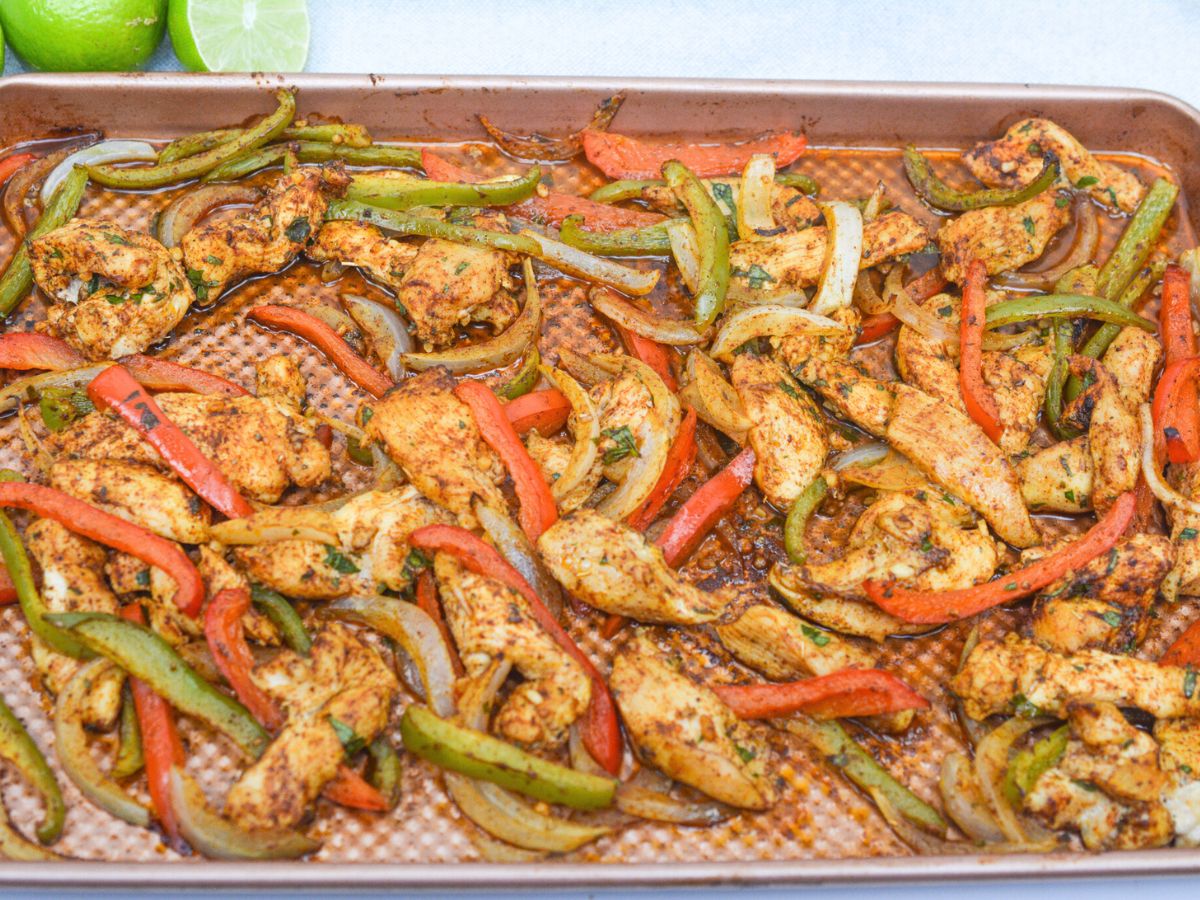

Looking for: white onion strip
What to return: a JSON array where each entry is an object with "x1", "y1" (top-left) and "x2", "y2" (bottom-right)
[
  {"x1": 974, "y1": 717, "x2": 1052, "y2": 845},
  {"x1": 809, "y1": 201, "x2": 863, "y2": 316},
  {"x1": 709, "y1": 304, "x2": 846, "y2": 362},
  {"x1": 209, "y1": 508, "x2": 340, "y2": 546},
  {"x1": 680, "y1": 350, "x2": 751, "y2": 443},
  {"x1": 666, "y1": 220, "x2": 701, "y2": 294},
  {"x1": 43, "y1": 141, "x2": 157, "y2": 203},
  {"x1": 342, "y1": 293, "x2": 412, "y2": 380},
  {"x1": 737, "y1": 154, "x2": 776, "y2": 242},
  {"x1": 520, "y1": 230, "x2": 659, "y2": 296},
  {"x1": 538, "y1": 365, "x2": 600, "y2": 502},
  {"x1": 589, "y1": 286, "x2": 705, "y2": 345},
  {"x1": 832, "y1": 442, "x2": 889, "y2": 471},
  {"x1": 1140, "y1": 403, "x2": 1200, "y2": 514}
]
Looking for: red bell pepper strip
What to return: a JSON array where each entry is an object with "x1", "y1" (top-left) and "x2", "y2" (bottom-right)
[
  {"x1": 204, "y1": 588, "x2": 284, "y2": 731},
  {"x1": 1162, "y1": 619, "x2": 1200, "y2": 668},
  {"x1": 416, "y1": 569, "x2": 463, "y2": 677},
  {"x1": 0, "y1": 333, "x2": 86, "y2": 371},
  {"x1": 315, "y1": 423, "x2": 334, "y2": 449},
  {"x1": 322, "y1": 765, "x2": 389, "y2": 811},
  {"x1": 855, "y1": 312, "x2": 900, "y2": 345},
  {"x1": 0, "y1": 482, "x2": 204, "y2": 617},
  {"x1": 0, "y1": 152, "x2": 35, "y2": 187},
  {"x1": 904, "y1": 267, "x2": 949, "y2": 303},
  {"x1": 120, "y1": 603, "x2": 185, "y2": 846},
  {"x1": 959, "y1": 259, "x2": 1004, "y2": 444},
  {"x1": 118, "y1": 354, "x2": 249, "y2": 397},
  {"x1": 503, "y1": 388, "x2": 571, "y2": 436},
  {"x1": 628, "y1": 407, "x2": 697, "y2": 531},
  {"x1": 408, "y1": 524, "x2": 623, "y2": 774},
  {"x1": 0, "y1": 568, "x2": 16, "y2": 605},
  {"x1": 581, "y1": 131, "x2": 808, "y2": 180},
  {"x1": 599, "y1": 613, "x2": 627, "y2": 641},
  {"x1": 454, "y1": 380, "x2": 559, "y2": 541},
  {"x1": 1161, "y1": 264, "x2": 1196, "y2": 363},
  {"x1": 1152, "y1": 357, "x2": 1200, "y2": 465},
  {"x1": 713, "y1": 668, "x2": 930, "y2": 720},
  {"x1": 88, "y1": 365, "x2": 254, "y2": 521},
  {"x1": 246, "y1": 305, "x2": 393, "y2": 399},
  {"x1": 865, "y1": 491, "x2": 1135, "y2": 625},
  {"x1": 853, "y1": 270, "x2": 946, "y2": 347},
  {"x1": 614, "y1": 318, "x2": 677, "y2": 391},
  {"x1": 655, "y1": 446, "x2": 756, "y2": 568}
]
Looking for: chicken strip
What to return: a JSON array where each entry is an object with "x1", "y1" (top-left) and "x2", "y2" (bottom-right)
[
  {"x1": 1155, "y1": 718, "x2": 1200, "y2": 846},
  {"x1": 226, "y1": 622, "x2": 397, "y2": 831},
  {"x1": 306, "y1": 220, "x2": 418, "y2": 291},
  {"x1": 1165, "y1": 461, "x2": 1200, "y2": 600},
  {"x1": 768, "y1": 570, "x2": 934, "y2": 642},
  {"x1": 29, "y1": 219, "x2": 194, "y2": 359},
  {"x1": 1018, "y1": 436, "x2": 1094, "y2": 514},
  {"x1": 25, "y1": 519, "x2": 123, "y2": 729},
  {"x1": 1061, "y1": 357, "x2": 1140, "y2": 513},
  {"x1": 610, "y1": 635, "x2": 776, "y2": 810},
  {"x1": 728, "y1": 211, "x2": 928, "y2": 299},
  {"x1": 1103, "y1": 327, "x2": 1162, "y2": 411},
  {"x1": 434, "y1": 552, "x2": 589, "y2": 748},
  {"x1": 364, "y1": 368, "x2": 506, "y2": 529},
  {"x1": 523, "y1": 431, "x2": 602, "y2": 514},
  {"x1": 963, "y1": 118, "x2": 1145, "y2": 213},
  {"x1": 395, "y1": 209, "x2": 520, "y2": 349},
  {"x1": 885, "y1": 384, "x2": 1040, "y2": 547},
  {"x1": 182, "y1": 164, "x2": 349, "y2": 299},
  {"x1": 731, "y1": 353, "x2": 827, "y2": 509},
  {"x1": 935, "y1": 190, "x2": 1070, "y2": 284},
  {"x1": 953, "y1": 633, "x2": 1200, "y2": 721},
  {"x1": 1028, "y1": 533, "x2": 1173, "y2": 654},
  {"x1": 538, "y1": 509, "x2": 726, "y2": 624},
  {"x1": 194, "y1": 545, "x2": 278, "y2": 645},
  {"x1": 590, "y1": 358, "x2": 681, "y2": 488}
]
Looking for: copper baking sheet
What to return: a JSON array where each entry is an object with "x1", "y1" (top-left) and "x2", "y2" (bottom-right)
[{"x1": 0, "y1": 74, "x2": 1198, "y2": 889}]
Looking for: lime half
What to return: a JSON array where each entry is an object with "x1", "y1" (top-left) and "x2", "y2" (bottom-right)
[{"x1": 168, "y1": 0, "x2": 309, "y2": 72}]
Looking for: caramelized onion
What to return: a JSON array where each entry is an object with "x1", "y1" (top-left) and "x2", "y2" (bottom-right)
[
  {"x1": 157, "y1": 183, "x2": 261, "y2": 248},
  {"x1": 995, "y1": 197, "x2": 1100, "y2": 291},
  {"x1": 974, "y1": 717, "x2": 1056, "y2": 847},
  {"x1": 939, "y1": 751, "x2": 1005, "y2": 843},
  {"x1": 521, "y1": 230, "x2": 659, "y2": 296},
  {"x1": 342, "y1": 293, "x2": 412, "y2": 380},
  {"x1": 709, "y1": 304, "x2": 845, "y2": 362},
  {"x1": 42, "y1": 140, "x2": 156, "y2": 204},
  {"x1": 679, "y1": 350, "x2": 751, "y2": 443},
  {"x1": 538, "y1": 365, "x2": 601, "y2": 503},
  {"x1": 809, "y1": 201, "x2": 863, "y2": 316},
  {"x1": 736, "y1": 154, "x2": 776, "y2": 241},
  {"x1": 1140, "y1": 403, "x2": 1200, "y2": 514},
  {"x1": 209, "y1": 508, "x2": 340, "y2": 546},
  {"x1": 474, "y1": 499, "x2": 564, "y2": 619},
  {"x1": 589, "y1": 286, "x2": 705, "y2": 345}
]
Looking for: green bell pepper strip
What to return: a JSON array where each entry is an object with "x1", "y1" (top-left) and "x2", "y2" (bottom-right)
[
  {"x1": 249, "y1": 585, "x2": 312, "y2": 656},
  {"x1": 346, "y1": 436, "x2": 375, "y2": 467},
  {"x1": 1073, "y1": 259, "x2": 1169, "y2": 372},
  {"x1": 783, "y1": 716, "x2": 947, "y2": 835},
  {"x1": 663, "y1": 160, "x2": 730, "y2": 327},
  {"x1": 344, "y1": 165, "x2": 541, "y2": 211},
  {"x1": 495, "y1": 348, "x2": 542, "y2": 401},
  {"x1": 400, "y1": 704, "x2": 616, "y2": 810},
  {"x1": 1043, "y1": 319, "x2": 1077, "y2": 441},
  {"x1": 589, "y1": 171, "x2": 819, "y2": 205},
  {"x1": 88, "y1": 89, "x2": 296, "y2": 189},
  {"x1": 0, "y1": 688, "x2": 65, "y2": 843},
  {"x1": 0, "y1": 166, "x2": 89, "y2": 317},
  {"x1": 903, "y1": 145, "x2": 1061, "y2": 212},
  {"x1": 983, "y1": 293, "x2": 1156, "y2": 332},
  {"x1": 327, "y1": 199, "x2": 540, "y2": 256},
  {"x1": 1095, "y1": 177, "x2": 1178, "y2": 302},
  {"x1": 205, "y1": 142, "x2": 423, "y2": 182},
  {"x1": 47, "y1": 612, "x2": 270, "y2": 759},
  {"x1": 160, "y1": 124, "x2": 373, "y2": 165},
  {"x1": 1002, "y1": 724, "x2": 1069, "y2": 806},
  {"x1": 0, "y1": 511, "x2": 91, "y2": 659},
  {"x1": 558, "y1": 214, "x2": 679, "y2": 255},
  {"x1": 784, "y1": 475, "x2": 828, "y2": 565},
  {"x1": 112, "y1": 684, "x2": 145, "y2": 780},
  {"x1": 366, "y1": 735, "x2": 402, "y2": 809}
]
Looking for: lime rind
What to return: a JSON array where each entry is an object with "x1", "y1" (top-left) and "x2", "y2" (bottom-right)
[{"x1": 170, "y1": 0, "x2": 309, "y2": 73}]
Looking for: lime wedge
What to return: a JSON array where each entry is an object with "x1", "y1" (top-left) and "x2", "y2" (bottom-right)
[{"x1": 168, "y1": 0, "x2": 309, "y2": 72}]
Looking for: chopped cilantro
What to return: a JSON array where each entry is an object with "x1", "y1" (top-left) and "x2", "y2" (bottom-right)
[
  {"x1": 599, "y1": 425, "x2": 639, "y2": 464},
  {"x1": 284, "y1": 216, "x2": 312, "y2": 243},
  {"x1": 328, "y1": 715, "x2": 366, "y2": 756},
  {"x1": 135, "y1": 569, "x2": 151, "y2": 588},
  {"x1": 1055, "y1": 195, "x2": 1070, "y2": 208},
  {"x1": 205, "y1": 254, "x2": 223, "y2": 266},
  {"x1": 1075, "y1": 175, "x2": 1099, "y2": 189},
  {"x1": 920, "y1": 536, "x2": 933, "y2": 553},
  {"x1": 103, "y1": 232, "x2": 132, "y2": 246},
  {"x1": 801, "y1": 624, "x2": 830, "y2": 647},
  {"x1": 1012, "y1": 694, "x2": 1040, "y2": 718},
  {"x1": 710, "y1": 181, "x2": 736, "y2": 214},
  {"x1": 734, "y1": 744, "x2": 757, "y2": 763},
  {"x1": 1186, "y1": 667, "x2": 1197, "y2": 700},
  {"x1": 323, "y1": 544, "x2": 360, "y2": 574},
  {"x1": 777, "y1": 379, "x2": 802, "y2": 400},
  {"x1": 1181, "y1": 527, "x2": 1199, "y2": 541},
  {"x1": 454, "y1": 260, "x2": 471, "y2": 275},
  {"x1": 1064, "y1": 489, "x2": 1076, "y2": 503},
  {"x1": 1101, "y1": 610, "x2": 1122, "y2": 628},
  {"x1": 1022, "y1": 216, "x2": 1035, "y2": 236},
  {"x1": 732, "y1": 263, "x2": 776, "y2": 290},
  {"x1": 1027, "y1": 141, "x2": 1043, "y2": 157}
]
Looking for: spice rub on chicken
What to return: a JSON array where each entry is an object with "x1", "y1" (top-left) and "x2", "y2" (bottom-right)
[
  {"x1": 29, "y1": 220, "x2": 195, "y2": 359},
  {"x1": 935, "y1": 189, "x2": 1071, "y2": 283}
]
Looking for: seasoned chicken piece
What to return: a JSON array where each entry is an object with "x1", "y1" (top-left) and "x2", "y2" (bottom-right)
[
  {"x1": 47, "y1": 459, "x2": 209, "y2": 544},
  {"x1": 1155, "y1": 718, "x2": 1200, "y2": 846},
  {"x1": 769, "y1": 569, "x2": 934, "y2": 642},
  {"x1": 364, "y1": 368, "x2": 505, "y2": 529},
  {"x1": 590, "y1": 360, "x2": 681, "y2": 486},
  {"x1": 885, "y1": 384, "x2": 1040, "y2": 547},
  {"x1": 964, "y1": 118, "x2": 1145, "y2": 213},
  {"x1": 29, "y1": 220, "x2": 194, "y2": 359},
  {"x1": 194, "y1": 546, "x2": 278, "y2": 645},
  {"x1": 395, "y1": 209, "x2": 519, "y2": 349},
  {"x1": 523, "y1": 431, "x2": 602, "y2": 514},
  {"x1": 234, "y1": 539, "x2": 357, "y2": 601},
  {"x1": 434, "y1": 553, "x2": 589, "y2": 748},
  {"x1": 538, "y1": 509, "x2": 726, "y2": 624},
  {"x1": 953, "y1": 633, "x2": 1200, "y2": 721},
  {"x1": 1029, "y1": 533, "x2": 1173, "y2": 653},
  {"x1": 1061, "y1": 357, "x2": 1140, "y2": 513},
  {"x1": 25, "y1": 520, "x2": 123, "y2": 729},
  {"x1": 1103, "y1": 327, "x2": 1162, "y2": 411},
  {"x1": 640, "y1": 179, "x2": 820, "y2": 233},
  {"x1": 788, "y1": 357, "x2": 894, "y2": 439},
  {"x1": 226, "y1": 622, "x2": 397, "y2": 831},
  {"x1": 611, "y1": 635, "x2": 775, "y2": 810},
  {"x1": 306, "y1": 220, "x2": 418, "y2": 291},
  {"x1": 728, "y1": 211, "x2": 928, "y2": 299},
  {"x1": 182, "y1": 164, "x2": 349, "y2": 299},
  {"x1": 1166, "y1": 461, "x2": 1200, "y2": 600},
  {"x1": 1018, "y1": 436, "x2": 1094, "y2": 514},
  {"x1": 731, "y1": 353, "x2": 827, "y2": 508},
  {"x1": 936, "y1": 190, "x2": 1070, "y2": 284},
  {"x1": 775, "y1": 306, "x2": 859, "y2": 368},
  {"x1": 1024, "y1": 702, "x2": 1172, "y2": 850},
  {"x1": 780, "y1": 493, "x2": 998, "y2": 600}
]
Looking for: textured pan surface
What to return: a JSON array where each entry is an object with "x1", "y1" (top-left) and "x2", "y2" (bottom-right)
[{"x1": 0, "y1": 75, "x2": 1198, "y2": 887}]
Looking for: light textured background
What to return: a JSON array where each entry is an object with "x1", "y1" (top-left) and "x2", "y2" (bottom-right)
[{"x1": 4, "y1": 0, "x2": 1200, "y2": 897}]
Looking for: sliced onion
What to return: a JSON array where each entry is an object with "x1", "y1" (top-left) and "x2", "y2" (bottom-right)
[
  {"x1": 5, "y1": 142, "x2": 95, "y2": 240},
  {"x1": 891, "y1": 285, "x2": 959, "y2": 344},
  {"x1": 520, "y1": 230, "x2": 659, "y2": 296},
  {"x1": 737, "y1": 154, "x2": 776, "y2": 242},
  {"x1": 538, "y1": 365, "x2": 601, "y2": 502},
  {"x1": 342, "y1": 293, "x2": 411, "y2": 380},
  {"x1": 370, "y1": 444, "x2": 405, "y2": 491},
  {"x1": 680, "y1": 350, "x2": 751, "y2": 443},
  {"x1": 995, "y1": 197, "x2": 1100, "y2": 291},
  {"x1": 974, "y1": 716, "x2": 1055, "y2": 846},
  {"x1": 309, "y1": 412, "x2": 366, "y2": 444},
  {"x1": 0, "y1": 363, "x2": 112, "y2": 414},
  {"x1": 1140, "y1": 403, "x2": 1200, "y2": 514},
  {"x1": 326, "y1": 594, "x2": 456, "y2": 717},
  {"x1": 589, "y1": 354, "x2": 679, "y2": 520},
  {"x1": 470, "y1": 828, "x2": 548, "y2": 862},
  {"x1": 158, "y1": 183, "x2": 261, "y2": 249},
  {"x1": 832, "y1": 442, "x2": 889, "y2": 471},
  {"x1": 861, "y1": 181, "x2": 889, "y2": 224},
  {"x1": 589, "y1": 286, "x2": 705, "y2": 345},
  {"x1": 168, "y1": 767, "x2": 320, "y2": 860},
  {"x1": 709, "y1": 303, "x2": 846, "y2": 362},
  {"x1": 209, "y1": 508, "x2": 340, "y2": 546},
  {"x1": 940, "y1": 751, "x2": 1005, "y2": 843},
  {"x1": 557, "y1": 346, "x2": 615, "y2": 387},
  {"x1": 0, "y1": 803, "x2": 63, "y2": 860},
  {"x1": 42, "y1": 140, "x2": 157, "y2": 204},
  {"x1": 836, "y1": 449, "x2": 933, "y2": 494},
  {"x1": 54, "y1": 659, "x2": 151, "y2": 828},
  {"x1": 616, "y1": 770, "x2": 732, "y2": 826},
  {"x1": 666, "y1": 220, "x2": 700, "y2": 294},
  {"x1": 853, "y1": 270, "x2": 890, "y2": 316},
  {"x1": 403, "y1": 258, "x2": 538, "y2": 373},
  {"x1": 474, "y1": 498, "x2": 564, "y2": 619},
  {"x1": 809, "y1": 201, "x2": 863, "y2": 316}
]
